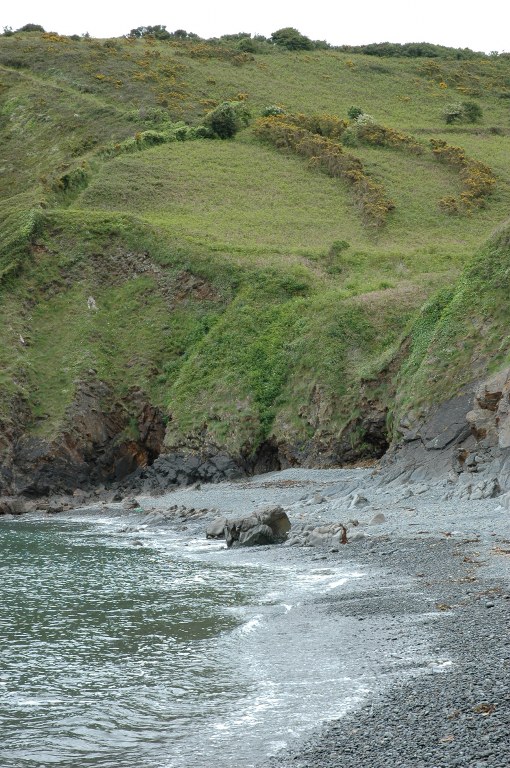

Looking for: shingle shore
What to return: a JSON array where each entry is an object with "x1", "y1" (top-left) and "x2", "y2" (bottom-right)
[
  {"x1": 139, "y1": 467, "x2": 509, "y2": 768},
  {"x1": 266, "y1": 534, "x2": 510, "y2": 768}
]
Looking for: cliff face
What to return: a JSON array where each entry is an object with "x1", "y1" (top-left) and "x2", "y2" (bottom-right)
[
  {"x1": 2, "y1": 35, "x2": 510, "y2": 499},
  {"x1": 2, "y1": 380, "x2": 165, "y2": 496},
  {"x1": 383, "y1": 376, "x2": 510, "y2": 496}
]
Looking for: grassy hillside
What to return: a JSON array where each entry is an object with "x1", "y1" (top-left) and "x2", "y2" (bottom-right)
[{"x1": 2, "y1": 30, "x2": 510, "y2": 467}]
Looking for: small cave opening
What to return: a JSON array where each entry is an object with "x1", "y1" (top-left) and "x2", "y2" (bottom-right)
[{"x1": 247, "y1": 439, "x2": 282, "y2": 476}]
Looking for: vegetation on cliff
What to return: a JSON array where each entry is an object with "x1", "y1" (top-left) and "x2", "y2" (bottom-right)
[{"x1": 1, "y1": 29, "x2": 510, "y2": 475}]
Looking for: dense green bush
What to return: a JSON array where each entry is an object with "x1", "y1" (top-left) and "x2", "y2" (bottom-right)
[
  {"x1": 205, "y1": 101, "x2": 251, "y2": 139},
  {"x1": 443, "y1": 101, "x2": 483, "y2": 124},
  {"x1": 237, "y1": 37, "x2": 258, "y2": 53},
  {"x1": 271, "y1": 27, "x2": 313, "y2": 51},
  {"x1": 336, "y1": 41, "x2": 483, "y2": 59},
  {"x1": 462, "y1": 101, "x2": 483, "y2": 122},
  {"x1": 16, "y1": 23, "x2": 45, "y2": 33},
  {"x1": 128, "y1": 25, "x2": 171, "y2": 40},
  {"x1": 347, "y1": 106, "x2": 364, "y2": 120}
]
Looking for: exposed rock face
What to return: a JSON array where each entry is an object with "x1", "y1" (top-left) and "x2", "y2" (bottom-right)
[
  {"x1": 126, "y1": 451, "x2": 245, "y2": 494},
  {"x1": 285, "y1": 522, "x2": 349, "y2": 549},
  {"x1": 11, "y1": 379, "x2": 166, "y2": 496},
  {"x1": 384, "y1": 366, "x2": 510, "y2": 495},
  {"x1": 0, "y1": 395, "x2": 31, "y2": 495},
  {"x1": 466, "y1": 370, "x2": 510, "y2": 449},
  {"x1": 272, "y1": 394, "x2": 389, "y2": 470},
  {"x1": 0, "y1": 496, "x2": 26, "y2": 516},
  {"x1": 223, "y1": 506, "x2": 291, "y2": 548}
]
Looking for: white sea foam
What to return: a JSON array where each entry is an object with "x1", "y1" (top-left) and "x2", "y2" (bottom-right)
[{"x1": 239, "y1": 615, "x2": 263, "y2": 634}]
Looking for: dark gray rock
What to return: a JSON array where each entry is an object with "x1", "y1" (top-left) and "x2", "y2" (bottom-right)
[
  {"x1": 205, "y1": 516, "x2": 228, "y2": 539},
  {"x1": 223, "y1": 506, "x2": 291, "y2": 548},
  {"x1": 130, "y1": 451, "x2": 245, "y2": 495},
  {"x1": 421, "y1": 393, "x2": 473, "y2": 450},
  {"x1": 0, "y1": 496, "x2": 26, "y2": 516},
  {"x1": 238, "y1": 524, "x2": 275, "y2": 547}
]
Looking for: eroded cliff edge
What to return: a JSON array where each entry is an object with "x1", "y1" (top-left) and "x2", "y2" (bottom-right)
[{"x1": 2, "y1": 219, "x2": 510, "y2": 503}]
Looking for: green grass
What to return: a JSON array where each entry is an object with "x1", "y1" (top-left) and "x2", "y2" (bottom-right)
[
  {"x1": 74, "y1": 129, "x2": 510, "y2": 272},
  {"x1": 392, "y1": 221, "x2": 510, "y2": 432},
  {"x1": 77, "y1": 138, "x2": 366, "y2": 255},
  {"x1": 2, "y1": 32, "x2": 510, "y2": 460}
]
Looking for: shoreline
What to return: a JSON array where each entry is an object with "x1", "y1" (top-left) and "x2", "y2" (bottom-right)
[
  {"x1": 266, "y1": 533, "x2": 510, "y2": 767},
  {"x1": 3, "y1": 467, "x2": 509, "y2": 767},
  {"x1": 134, "y1": 467, "x2": 510, "y2": 768}
]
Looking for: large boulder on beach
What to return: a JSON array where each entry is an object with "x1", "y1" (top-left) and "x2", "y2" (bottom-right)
[
  {"x1": 0, "y1": 496, "x2": 26, "y2": 516},
  {"x1": 222, "y1": 505, "x2": 291, "y2": 548},
  {"x1": 285, "y1": 522, "x2": 349, "y2": 548},
  {"x1": 238, "y1": 524, "x2": 275, "y2": 547},
  {"x1": 257, "y1": 505, "x2": 292, "y2": 538},
  {"x1": 206, "y1": 516, "x2": 228, "y2": 539}
]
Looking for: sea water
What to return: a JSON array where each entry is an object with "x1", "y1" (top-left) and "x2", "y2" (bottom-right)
[{"x1": 0, "y1": 510, "x2": 424, "y2": 768}]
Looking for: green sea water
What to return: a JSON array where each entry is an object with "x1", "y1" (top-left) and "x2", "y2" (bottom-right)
[{"x1": 0, "y1": 510, "x2": 421, "y2": 767}]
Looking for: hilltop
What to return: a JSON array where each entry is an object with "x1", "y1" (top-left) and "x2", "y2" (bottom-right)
[{"x1": 1, "y1": 29, "x2": 510, "y2": 496}]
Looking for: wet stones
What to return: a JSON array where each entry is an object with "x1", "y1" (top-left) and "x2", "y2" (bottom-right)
[
  {"x1": 222, "y1": 505, "x2": 292, "y2": 548},
  {"x1": 0, "y1": 496, "x2": 26, "y2": 516},
  {"x1": 285, "y1": 522, "x2": 350, "y2": 549},
  {"x1": 206, "y1": 516, "x2": 229, "y2": 539}
]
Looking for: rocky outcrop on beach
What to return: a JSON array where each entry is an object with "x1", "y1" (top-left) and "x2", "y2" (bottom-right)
[
  {"x1": 382, "y1": 365, "x2": 510, "y2": 498},
  {"x1": 206, "y1": 505, "x2": 291, "y2": 548},
  {"x1": 6, "y1": 378, "x2": 166, "y2": 497},
  {"x1": 124, "y1": 450, "x2": 245, "y2": 495}
]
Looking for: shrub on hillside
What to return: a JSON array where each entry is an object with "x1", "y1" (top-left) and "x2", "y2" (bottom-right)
[
  {"x1": 443, "y1": 103, "x2": 464, "y2": 124},
  {"x1": 254, "y1": 115, "x2": 395, "y2": 227},
  {"x1": 431, "y1": 138, "x2": 495, "y2": 211},
  {"x1": 16, "y1": 23, "x2": 45, "y2": 33},
  {"x1": 443, "y1": 101, "x2": 483, "y2": 124},
  {"x1": 287, "y1": 113, "x2": 348, "y2": 140},
  {"x1": 205, "y1": 101, "x2": 251, "y2": 139},
  {"x1": 271, "y1": 28, "x2": 313, "y2": 51},
  {"x1": 237, "y1": 37, "x2": 257, "y2": 53},
  {"x1": 128, "y1": 25, "x2": 174, "y2": 40},
  {"x1": 262, "y1": 105, "x2": 286, "y2": 117},
  {"x1": 350, "y1": 119, "x2": 424, "y2": 154},
  {"x1": 347, "y1": 106, "x2": 364, "y2": 120},
  {"x1": 461, "y1": 101, "x2": 483, "y2": 122}
]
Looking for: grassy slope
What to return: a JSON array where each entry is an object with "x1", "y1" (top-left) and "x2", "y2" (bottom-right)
[
  {"x1": 2, "y1": 32, "x2": 510, "y2": 458},
  {"x1": 392, "y1": 221, "x2": 510, "y2": 432}
]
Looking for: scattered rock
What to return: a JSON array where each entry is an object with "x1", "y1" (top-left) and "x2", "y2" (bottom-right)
[
  {"x1": 409, "y1": 483, "x2": 429, "y2": 495},
  {"x1": 222, "y1": 506, "x2": 291, "y2": 548},
  {"x1": 370, "y1": 512, "x2": 386, "y2": 525},
  {"x1": 0, "y1": 496, "x2": 26, "y2": 516},
  {"x1": 123, "y1": 497, "x2": 140, "y2": 510},
  {"x1": 349, "y1": 493, "x2": 369, "y2": 509},
  {"x1": 285, "y1": 522, "x2": 349, "y2": 549},
  {"x1": 206, "y1": 516, "x2": 228, "y2": 539}
]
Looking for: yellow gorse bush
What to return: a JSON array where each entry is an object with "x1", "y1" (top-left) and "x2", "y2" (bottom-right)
[
  {"x1": 431, "y1": 139, "x2": 496, "y2": 212},
  {"x1": 254, "y1": 115, "x2": 394, "y2": 228}
]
